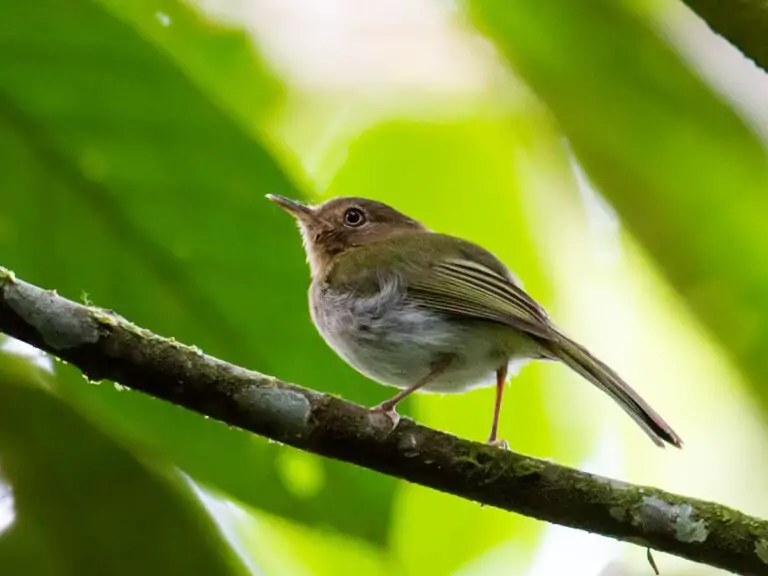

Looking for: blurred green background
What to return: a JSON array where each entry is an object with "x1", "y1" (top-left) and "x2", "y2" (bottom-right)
[{"x1": 1, "y1": 0, "x2": 767, "y2": 574}]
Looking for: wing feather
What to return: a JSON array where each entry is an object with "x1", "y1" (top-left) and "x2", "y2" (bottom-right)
[{"x1": 408, "y1": 257, "x2": 554, "y2": 339}]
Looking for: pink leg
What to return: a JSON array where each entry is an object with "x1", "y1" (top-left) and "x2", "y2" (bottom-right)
[
  {"x1": 487, "y1": 364, "x2": 509, "y2": 448},
  {"x1": 370, "y1": 355, "x2": 453, "y2": 425}
]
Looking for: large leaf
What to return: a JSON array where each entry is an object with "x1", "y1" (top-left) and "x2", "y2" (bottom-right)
[
  {"x1": 468, "y1": 0, "x2": 768, "y2": 408},
  {"x1": 0, "y1": 0, "x2": 394, "y2": 544},
  {"x1": 0, "y1": 348, "x2": 247, "y2": 576}
]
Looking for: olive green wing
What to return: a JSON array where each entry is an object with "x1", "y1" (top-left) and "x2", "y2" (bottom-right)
[
  {"x1": 327, "y1": 230, "x2": 556, "y2": 339},
  {"x1": 407, "y1": 256, "x2": 555, "y2": 340}
]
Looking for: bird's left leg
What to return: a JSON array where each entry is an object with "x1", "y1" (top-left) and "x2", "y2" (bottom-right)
[{"x1": 370, "y1": 354, "x2": 454, "y2": 427}]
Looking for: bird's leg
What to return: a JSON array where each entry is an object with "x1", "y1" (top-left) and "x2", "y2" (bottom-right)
[
  {"x1": 370, "y1": 355, "x2": 453, "y2": 428},
  {"x1": 487, "y1": 364, "x2": 509, "y2": 449}
]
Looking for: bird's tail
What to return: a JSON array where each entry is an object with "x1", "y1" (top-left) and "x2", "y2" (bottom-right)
[{"x1": 549, "y1": 333, "x2": 683, "y2": 448}]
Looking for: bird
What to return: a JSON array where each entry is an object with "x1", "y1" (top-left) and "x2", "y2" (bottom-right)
[{"x1": 267, "y1": 194, "x2": 682, "y2": 449}]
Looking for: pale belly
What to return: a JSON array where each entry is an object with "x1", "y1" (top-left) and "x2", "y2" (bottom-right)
[{"x1": 310, "y1": 279, "x2": 539, "y2": 393}]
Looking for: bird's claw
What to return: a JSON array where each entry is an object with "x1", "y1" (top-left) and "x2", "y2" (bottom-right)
[
  {"x1": 369, "y1": 402, "x2": 401, "y2": 431},
  {"x1": 486, "y1": 438, "x2": 509, "y2": 450}
]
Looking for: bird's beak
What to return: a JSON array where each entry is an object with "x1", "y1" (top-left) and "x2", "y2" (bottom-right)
[{"x1": 266, "y1": 194, "x2": 315, "y2": 222}]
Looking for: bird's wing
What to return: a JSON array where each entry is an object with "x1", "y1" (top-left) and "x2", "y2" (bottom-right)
[{"x1": 408, "y1": 257, "x2": 555, "y2": 339}]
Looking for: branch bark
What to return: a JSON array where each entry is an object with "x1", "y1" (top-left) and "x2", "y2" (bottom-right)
[
  {"x1": 1, "y1": 266, "x2": 767, "y2": 575},
  {"x1": 682, "y1": 0, "x2": 768, "y2": 74}
]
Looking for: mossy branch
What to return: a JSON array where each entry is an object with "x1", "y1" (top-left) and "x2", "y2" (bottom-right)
[{"x1": 1, "y1": 266, "x2": 767, "y2": 575}]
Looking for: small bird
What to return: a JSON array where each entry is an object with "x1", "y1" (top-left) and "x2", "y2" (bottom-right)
[{"x1": 267, "y1": 194, "x2": 682, "y2": 449}]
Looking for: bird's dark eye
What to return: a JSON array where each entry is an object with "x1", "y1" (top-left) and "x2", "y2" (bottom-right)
[{"x1": 343, "y1": 207, "x2": 366, "y2": 227}]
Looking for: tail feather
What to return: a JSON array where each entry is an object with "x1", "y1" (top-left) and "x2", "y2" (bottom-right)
[{"x1": 550, "y1": 334, "x2": 683, "y2": 448}]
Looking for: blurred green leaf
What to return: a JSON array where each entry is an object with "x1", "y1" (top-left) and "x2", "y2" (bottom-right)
[
  {"x1": 0, "y1": 0, "x2": 395, "y2": 544},
  {"x1": 0, "y1": 349, "x2": 247, "y2": 576},
  {"x1": 468, "y1": 0, "x2": 768, "y2": 408},
  {"x1": 96, "y1": 0, "x2": 284, "y2": 136}
]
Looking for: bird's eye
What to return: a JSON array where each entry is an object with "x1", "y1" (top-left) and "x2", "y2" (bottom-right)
[{"x1": 343, "y1": 207, "x2": 366, "y2": 227}]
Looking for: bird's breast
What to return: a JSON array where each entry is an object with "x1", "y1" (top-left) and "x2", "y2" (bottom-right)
[
  {"x1": 310, "y1": 274, "x2": 448, "y2": 363},
  {"x1": 309, "y1": 275, "x2": 531, "y2": 392}
]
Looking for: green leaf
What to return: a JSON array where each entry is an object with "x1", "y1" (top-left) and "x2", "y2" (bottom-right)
[
  {"x1": 0, "y1": 349, "x2": 247, "y2": 576},
  {"x1": 468, "y1": 0, "x2": 768, "y2": 408},
  {"x1": 0, "y1": 0, "x2": 394, "y2": 544}
]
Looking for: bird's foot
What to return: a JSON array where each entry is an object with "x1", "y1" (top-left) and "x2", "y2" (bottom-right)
[
  {"x1": 486, "y1": 438, "x2": 509, "y2": 450},
  {"x1": 369, "y1": 402, "x2": 401, "y2": 431}
]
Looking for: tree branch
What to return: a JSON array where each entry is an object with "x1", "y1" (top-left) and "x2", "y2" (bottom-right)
[
  {"x1": 1, "y1": 266, "x2": 767, "y2": 575},
  {"x1": 682, "y1": 0, "x2": 768, "y2": 74}
]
